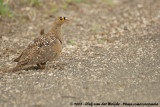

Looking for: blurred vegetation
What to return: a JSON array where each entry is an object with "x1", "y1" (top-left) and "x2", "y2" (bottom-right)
[
  {"x1": 0, "y1": 0, "x2": 12, "y2": 16},
  {"x1": 62, "y1": 0, "x2": 85, "y2": 9},
  {"x1": 28, "y1": 0, "x2": 41, "y2": 6},
  {"x1": 104, "y1": 0, "x2": 114, "y2": 6},
  {"x1": 67, "y1": 0, "x2": 84, "y2": 3},
  {"x1": 69, "y1": 40, "x2": 75, "y2": 46},
  {"x1": 50, "y1": 3, "x2": 59, "y2": 13},
  {"x1": 0, "y1": 0, "x2": 113, "y2": 19},
  {"x1": 99, "y1": 39, "x2": 104, "y2": 44}
]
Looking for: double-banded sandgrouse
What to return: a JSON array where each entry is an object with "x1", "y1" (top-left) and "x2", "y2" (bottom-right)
[{"x1": 11, "y1": 16, "x2": 70, "y2": 71}]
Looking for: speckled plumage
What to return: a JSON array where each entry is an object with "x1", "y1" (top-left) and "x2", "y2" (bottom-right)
[{"x1": 11, "y1": 16, "x2": 70, "y2": 71}]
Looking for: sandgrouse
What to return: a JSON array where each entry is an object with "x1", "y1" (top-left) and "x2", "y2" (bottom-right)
[{"x1": 11, "y1": 16, "x2": 70, "y2": 72}]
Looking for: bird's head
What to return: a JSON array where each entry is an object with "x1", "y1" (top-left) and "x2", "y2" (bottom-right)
[{"x1": 55, "y1": 16, "x2": 70, "y2": 25}]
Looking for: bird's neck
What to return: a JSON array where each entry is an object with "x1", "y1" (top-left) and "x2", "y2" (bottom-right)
[{"x1": 49, "y1": 23, "x2": 62, "y2": 42}]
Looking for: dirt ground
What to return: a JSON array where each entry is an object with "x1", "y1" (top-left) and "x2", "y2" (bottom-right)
[{"x1": 0, "y1": 0, "x2": 160, "y2": 107}]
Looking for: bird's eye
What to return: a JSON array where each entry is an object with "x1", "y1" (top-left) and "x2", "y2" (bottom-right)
[
  {"x1": 59, "y1": 17, "x2": 64, "y2": 21},
  {"x1": 64, "y1": 17, "x2": 66, "y2": 20}
]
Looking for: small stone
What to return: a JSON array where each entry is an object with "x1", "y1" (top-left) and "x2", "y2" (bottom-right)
[
  {"x1": 2, "y1": 36, "x2": 9, "y2": 41},
  {"x1": 137, "y1": 4, "x2": 143, "y2": 8},
  {"x1": 48, "y1": 73, "x2": 53, "y2": 76},
  {"x1": 28, "y1": 26, "x2": 33, "y2": 30},
  {"x1": 124, "y1": 26, "x2": 128, "y2": 30},
  {"x1": 25, "y1": 7, "x2": 31, "y2": 11}
]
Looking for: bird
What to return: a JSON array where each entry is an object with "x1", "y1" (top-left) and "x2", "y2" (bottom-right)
[{"x1": 10, "y1": 16, "x2": 70, "y2": 72}]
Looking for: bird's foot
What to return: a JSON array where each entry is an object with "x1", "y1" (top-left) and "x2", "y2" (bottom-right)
[{"x1": 37, "y1": 63, "x2": 46, "y2": 69}]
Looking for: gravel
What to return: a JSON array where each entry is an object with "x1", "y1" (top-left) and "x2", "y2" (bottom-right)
[{"x1": 0, "y1": 0, "x2": 160, "y2": 107}]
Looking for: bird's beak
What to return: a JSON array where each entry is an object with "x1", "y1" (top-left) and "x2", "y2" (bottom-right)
[{"x1": 66, "y1": 19, "x2": 70, "y2": 21}]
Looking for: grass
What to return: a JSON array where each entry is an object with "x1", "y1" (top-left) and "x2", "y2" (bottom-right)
[
  {"x1": 62, "y1": 2, "x2": 68, "y2": 9},
  {"x1": 0, "y1": 0, "x2": 12, "y2": 16},
  {"x1": 92, "y1": 24, "x2": 101, "y2": 32},
  {"x1": 84, "y1": 1, "x2": 91, "y2": 5},
  {"x1": 76, "y1": 19, "x2": 81, "y2": 23},
  {"x1": 99, "y1": 39, "x2": 104, "y2": 44},
  {"x1": 92, "y1": 26, "x2": 98, "y2": 32},
  {"x1": 50, "y1": 4, "x2": 59, "y2": 13},
  {"x1": 28, "y1": 0, "x2": 41, "y2": 7},
  {"x1": 63, "y1": 0, "x2": 89, "y2": 9},
  {"x1": 20, "y1": 15, "x2": 29, "y2": 22},
  {"x1": 73, "y1": 0, "x2": 84, "y2": 2},
  {"x1": 69, "y1": 40, "x2": 75, "y2": 46},
  {"x1": 43, "y1": 14, "x2": 49, "y2": 18},
  {"x1": 104, "y1": 0, "x2": 114, "y2": 6},
  {"x1": 67, "y1": 0, "x2": 84, "y2": 3}
]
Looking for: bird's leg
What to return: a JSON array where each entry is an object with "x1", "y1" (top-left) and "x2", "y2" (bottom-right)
[{"x1": 37, "y1": 62, "x2": 46, "y2": 69}]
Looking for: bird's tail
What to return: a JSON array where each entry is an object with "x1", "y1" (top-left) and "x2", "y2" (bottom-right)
[
  {"x1": 7, "y1": 65, "x2": 22, "y2": 72},
  {"x1": 40, "y1": 29, "x2": 45, "y2": 35},
  {"x1": 14, "y1": 53, "x2": 23, "y2": 62}
]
